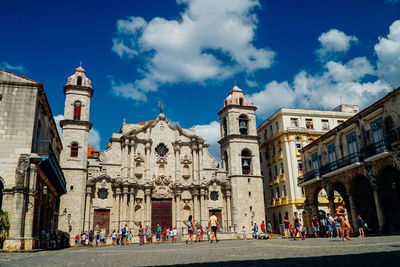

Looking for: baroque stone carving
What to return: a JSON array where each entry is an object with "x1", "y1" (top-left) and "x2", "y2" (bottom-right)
[
  {"x1": 152, "y1": 175, "x2": 173, "y2": 198},
  {"x1": 15, "y1": 154, "x2": 29, "y2": 187},
  {"x1": 181, "y1": 154, "x2": 192, "y2": 164},
  {"x1": 99, "y1": 153, "x2": 108, "y2": 162},
  {"x1": 210, "y1": 191, "x2": 219, "y2": 201}
]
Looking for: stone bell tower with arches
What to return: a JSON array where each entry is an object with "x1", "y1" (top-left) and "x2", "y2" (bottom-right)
[
  {"x1": 59, "y1": 66, "x2": 93, "y2": 236},
  {"x1": 218, "y1": 85, "x2": 265, "y2": 230}
]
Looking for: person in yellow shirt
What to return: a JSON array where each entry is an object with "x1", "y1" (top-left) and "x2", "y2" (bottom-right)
[{"x1": 208, "y1": 212, "x2": 219, "y2": 243}]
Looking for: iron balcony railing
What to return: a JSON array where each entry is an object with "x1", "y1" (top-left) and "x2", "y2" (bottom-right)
[
  {"x1": 387, "y1": 127, "x2": 400, "y2": 144},
  {"x1": 320, "y1": 152, "x2": 362, "y2": 174},
  {"x1": 33, "y1": 140, "x2": 66, "y2": 187},
  {"x1": 360, "y1": 140, "x2": 388, "y2": 159},
  {"x1": 302, "y1": 169, "x2": 320, "y2": 182}
]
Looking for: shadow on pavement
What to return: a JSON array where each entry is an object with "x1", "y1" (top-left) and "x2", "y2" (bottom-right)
[{"x1": 157, "y1": 251, "x2": 400, "y2": 266}]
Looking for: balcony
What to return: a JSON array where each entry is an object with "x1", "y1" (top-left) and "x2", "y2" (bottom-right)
[
  {"x1": 278, "y1": 151, "x2": 283, "y2": 160},
  {"x1": 268, "y1": 178, "x2": 273, "y2": 186},
  {"x1": 361, "y1": 140, "x2": 389, "y2": 160},
  {"x1": 274, "y1": 176, "x2": 279, "y2": 184},
  {"x1": 387, "y1": 127, "x2": 400, "y2": 144},
  {"x1": 281, "y1": 196, "x2": 287, "y2": 204},
  {"x1": 33, "y1": 140, "x2": 67, "y2": 195},
  {"x1": 280, "y1": 173, "x2": 285, "y2": 182},
  {"x1": 319, "y1": 152, "x2": 362, "y2": 178},
  {"x1": 300, "y1": 169, "x2": 320, "y2": 183}
]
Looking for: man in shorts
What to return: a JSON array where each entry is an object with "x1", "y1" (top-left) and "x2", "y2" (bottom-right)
[
  {"x1": 156, "y1": 224, "x2": 162, "y2": 242},
  {"x1": 312, "y1": 215, "x2": 320, "y2": 237},
  {"x1": 208, "y1": 212, "x2": 219, "y2": 243}
]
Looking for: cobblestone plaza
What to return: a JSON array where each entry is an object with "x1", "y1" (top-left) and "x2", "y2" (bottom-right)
[{"x1": 1, "y1": 236, "x2": 400, "y2": 266}]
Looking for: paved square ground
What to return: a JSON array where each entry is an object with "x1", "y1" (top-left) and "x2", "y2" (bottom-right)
[{"x1": 1, "y1": 236, "x2": 400, "y2": 266}]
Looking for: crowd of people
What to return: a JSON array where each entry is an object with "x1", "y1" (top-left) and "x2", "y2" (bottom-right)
[{"x1": 73, "y1": 201, "x2": 369, "y2": 247}]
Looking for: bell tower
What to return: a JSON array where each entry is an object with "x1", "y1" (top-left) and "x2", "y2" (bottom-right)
[
  {"x1": 59, "y1": 66, "x2": 93, "y2": 238},
  {"x1": 218, "y1": 85, "x2": 265, "y2": 230}
]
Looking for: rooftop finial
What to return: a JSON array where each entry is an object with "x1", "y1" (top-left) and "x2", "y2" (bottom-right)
[
  {"x1": 79, "y1": 60, "x2": 83, "y2": 67},
  {"x1": 234, "y1": 80, "x2": 237, "y2": 86},
  {"x1": 158, "y1": 101, "x2": 164, "y2": 113}
]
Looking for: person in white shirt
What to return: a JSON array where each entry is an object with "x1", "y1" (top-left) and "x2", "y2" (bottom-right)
[{"x1": 172, "y1": 228, "x2": 178, "y2": 243}]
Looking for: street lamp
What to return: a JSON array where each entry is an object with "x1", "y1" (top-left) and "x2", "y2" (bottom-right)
[
  {"x1": 42, "y1": 185, "x2": 48, "y2": 195},
  {"x1": 68, "y1": 214, "x2": 72, "y2": 233}
]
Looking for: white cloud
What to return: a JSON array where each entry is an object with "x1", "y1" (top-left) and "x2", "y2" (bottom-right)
[
  {"x1": 245, "y1": 79, "x2": 259, "y2": 88},
  {"x1": 112, "y1": 0, "x2": 274, "y2": 101},
  {"x1": 247, "y1": 57, "x2": 389, "y2": 119},
  {"x1": 375, "y1": 20, "x2": 400, "y2": 86},
  {"x1": 54, "y1": 114, "x2": 64, "y2": 137},
  {"x1": 89, "y1": 128, "x2": 101, "y2": 151},
  {"x1": 247, "y1": 81, "x2": 295, "y2": 117},
  {"x1": 194, "y1": 120, "x2": 221, "y2": 160},
  {"x1": 54, "y1": 114, "x2": 102, "y2": 151},
  {"x1": 316, "y1": 29, "x2": 358, "y2": 61},
  {"x1": 0, "y1": 61, "x2": 26, "y2": 73}
]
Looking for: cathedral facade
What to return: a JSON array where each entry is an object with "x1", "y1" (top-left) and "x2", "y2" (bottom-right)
[{"x1": 58, "y1": 67, "x2": 265, "y2": 240}]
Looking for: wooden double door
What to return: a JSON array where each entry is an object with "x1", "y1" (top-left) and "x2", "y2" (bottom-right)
[
  {"x1": 151, "y1": 199, "x2": 172, "y2": 232},
  {"x1": 93, "y1": 209, "x2": 110, "y2": 235}
]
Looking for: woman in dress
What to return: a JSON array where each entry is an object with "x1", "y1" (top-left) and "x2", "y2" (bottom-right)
[
  {"x1": 292, "y1": 212, "x2": 304, "y2": 240},
  {"x1": 283, "y1": 215, "x2": 290, "y2": 238},
  {"x1": 145, "y1": 225, "x2": 152, "y2": 243},
  {"x1": 185, "y1": 215, "x2": 194, "y2": 244},
  {"x1": 336, "y1": 201, "x2": 352, "y2": 241},
  {"x1": 138, "y1": 224, "x2": 145, "y2": 246}
]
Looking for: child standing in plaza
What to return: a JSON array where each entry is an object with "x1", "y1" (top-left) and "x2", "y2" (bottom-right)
[{"x1": 242, "y1": 226, "x2": 247, "y2": 240}]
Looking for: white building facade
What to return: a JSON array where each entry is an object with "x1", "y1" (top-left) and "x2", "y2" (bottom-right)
[
  {"x1": 257, "y1": 106, "x2": 358, "y2": 232},
  {"x1": 58, "y1": 68, "x2": 264, "y2": 241}
]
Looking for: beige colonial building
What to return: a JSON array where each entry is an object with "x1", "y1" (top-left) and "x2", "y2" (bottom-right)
[
  {"x1": 58, "y1": 67, "x2": 264, "y2": 241},
  {"x1": 0, "y1": 69, "x2": 67, "y2": 250},
  {"x1": 257, "y1": 106, "x2": 358, "y2": 232},
  {"x1": 299, "y1": 87, "x2": 400, "y2": 233}
]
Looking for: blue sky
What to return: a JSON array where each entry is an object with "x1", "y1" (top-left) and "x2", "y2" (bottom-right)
[{"x1": 1, "y1": 0, "x2": 400, "y2": 160}]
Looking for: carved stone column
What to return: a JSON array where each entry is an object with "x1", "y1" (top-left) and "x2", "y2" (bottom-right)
[
  {"x1": 121, "y1": 185, "x2": 129, "y2": 228},
  {"x1": 145, "y1": 142, "x2": 151, "y2": 182},
  {"x1": 373, "y1": 187, "x2": 386, "y2": 231},
  {"x1": 145, "y1": 189, "x2": 151, "y2": 226},
  {"x1": 129, "y1": 190, "x2": 135, "y2": 229},
  {"x1": 129, "y1": 140, "x2": 135, "y2": 179},
  {"x1": 115, "y1": 187, "x2": 121, "y2": 231},
  {"x1": 24, "y1": 160, "x2": 39, "y2": 249},
  {"x1": 175, "y1": 190, "x2": 182, "y2": 229},
  {"x1": 192, "y1": 144, "x2": 198, "y2": 184},
  {"x1": 193, "y1": 191, "x2": 199, "y2": 223},
  {"x1": 200, "y1": 189, "x2": 207, "y2": 227},
  {"x1": 174, "y1": 145, "x2": 181, "y2": 182},
  {"x1": 347, "y1": 192, "x2": 358, "y2": 231},
  {"x1": 226, "y1": 191, "x2": 232, "y2": 229},
  {"x1": 84, "y1": 188, "x2": 92, "y2": 232},
  {"x1": 122, "y1": 140, "x2": 129, "y2": 178},
  {"x1": 198, "y1": 144, "x2": 203, "y2": 183},
  {"x1": 172, "y1": 193, "x2": 176, "y2": 227}
]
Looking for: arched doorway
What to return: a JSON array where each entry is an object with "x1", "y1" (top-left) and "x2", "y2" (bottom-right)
[
  {"x1": 377, "y1": 166, "x2": 400, "y2": 230},
  {"x1": 352, "y1": 175, "x2": 379, "y2": 232}
]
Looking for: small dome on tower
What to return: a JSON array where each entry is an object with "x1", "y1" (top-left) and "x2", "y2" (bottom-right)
[
  {"x1": 66, "y1": 65, "x2": 92, "y2": 88},
  {"x1": 224, "y1": 85, "x2": 250, "y2": 107}
]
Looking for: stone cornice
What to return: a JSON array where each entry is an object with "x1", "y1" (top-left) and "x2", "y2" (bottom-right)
[
  {"x1": 218, "y1": 134, "x2": 259, "y2": 145},
  {"x1": 218, "y1": 104, "x2": 257, "y2": 116},
  {"x1": 60, "y1": 119, "x2": 93, "y2": 130},
  {"x1": 63, "y1": 85, "x2": 94, "y2": 97}
]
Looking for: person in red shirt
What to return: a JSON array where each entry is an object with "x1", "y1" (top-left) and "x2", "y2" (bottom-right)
[
  {"x1": 312, "y1": 215, "x2": 320, "y2": 238},
  {"x1": 260, "y1": 221, "x2": 266, "y2": 234},
  {"x1": 75, "y1": 234, "x2": 80, "y2": 247}
]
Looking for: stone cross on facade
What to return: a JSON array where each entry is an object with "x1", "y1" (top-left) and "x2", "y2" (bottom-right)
[{"x1": 158, "y1": 101, "x2": 164, "y2": 113}]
